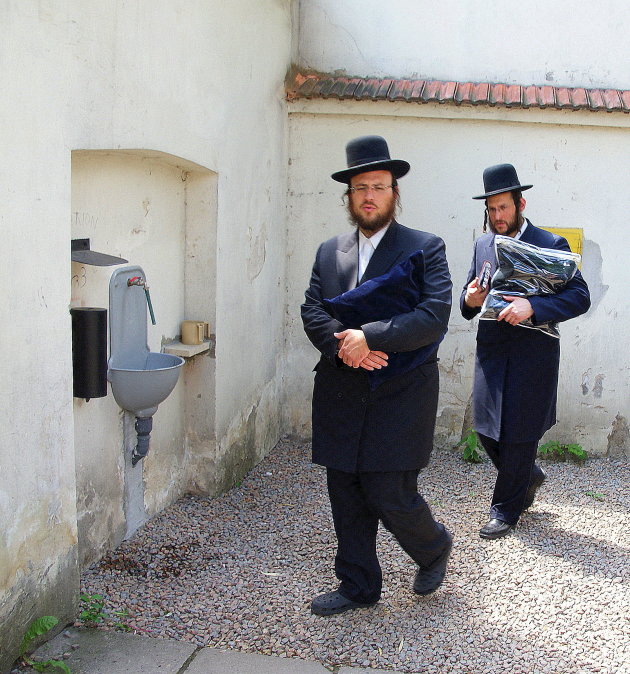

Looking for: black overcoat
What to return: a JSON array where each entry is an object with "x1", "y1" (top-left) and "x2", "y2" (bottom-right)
[
  {"x1": 301, "y1": 221, "x2": 452, "y2": 472},
  {"x1": 460, "y1": 221, "x2": 590, "y2": 443}
]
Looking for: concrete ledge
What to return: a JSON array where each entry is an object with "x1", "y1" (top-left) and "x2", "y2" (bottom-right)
[
  {"x1": 186, "y1": 648, "x2": 328, "y2": 673},
  {"x1": 28, "y1": 627, "x2": 196, "y2": 674},
  {"x1": 162, "y1": 340, "x2": 210, "y2": 358},
  {"x1": 27, "y1": 629, "x2": 398, "y2": 674}
]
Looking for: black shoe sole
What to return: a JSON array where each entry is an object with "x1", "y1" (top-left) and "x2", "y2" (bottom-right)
[
  {"x1": 523, "y1": 472, "x2": 547, "y2": 510},
  {"x1": 311, "y1": 601, "x2": 377, "y2": 616},
  {"x1": 413, "y1": 535, "x2": 453, "y2": 595},
  {"x1": 479, "y1": 525, "x2": 513, "y2": 540}
]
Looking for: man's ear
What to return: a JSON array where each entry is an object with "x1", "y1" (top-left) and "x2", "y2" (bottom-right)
[{"x1": 519, "y1": 197, "x2": 527, "y2": 212}]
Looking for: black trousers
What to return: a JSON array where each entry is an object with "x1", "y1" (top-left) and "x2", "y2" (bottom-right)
[
  {"x1": 326, "y1": 467, "x2": 450, "y2": 604},
  {"x1": 478, "y1": 433, "x2": 545, "y2": 525}
]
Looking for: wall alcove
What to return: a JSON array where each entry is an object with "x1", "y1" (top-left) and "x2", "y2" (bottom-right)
[{"x1": 70, "y1": 149, "x2": 217, "y2": 564}]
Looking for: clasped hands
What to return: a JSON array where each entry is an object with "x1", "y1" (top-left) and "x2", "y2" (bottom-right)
[
  {"x1": 465, "y1": 277, "x2": 533, "y2": 326},
  {"x1": 334, "y1": 329, "x2": 388, "y2": 371}
]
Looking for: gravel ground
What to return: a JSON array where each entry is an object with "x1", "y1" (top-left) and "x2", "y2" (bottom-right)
[{"x1": 80, "y1": 438, "x2": 630, "y2": 674}]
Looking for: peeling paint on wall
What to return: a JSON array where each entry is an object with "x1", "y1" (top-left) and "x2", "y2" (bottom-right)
[
  {"x1": 0, "y1": 551, "x2": 79, "y2": 673},
  {"x1": 607, "y1": 414, "x2": 630, "y2": 459},
  {"x1": 247, "y1": 222, "x2": 267, "y2": 281},
  {"x1": 593, "y1": 373, "x2": 605, "y2": 399},
  {"x1": 216, "y1": 405, "x2": 259, "y2": 493}
]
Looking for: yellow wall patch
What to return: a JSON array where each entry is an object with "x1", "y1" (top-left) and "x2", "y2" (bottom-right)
[{"x1": 539, "y1": 227, "x2": 584, "y2": 257}]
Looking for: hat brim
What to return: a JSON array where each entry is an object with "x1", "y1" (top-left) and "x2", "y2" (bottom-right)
[
  {"x1": 472, "y1": 184, "x2": 533, "y2": 199},
  {"x1": 331, "y1": 159, "x2": 410, "y2": 183}
]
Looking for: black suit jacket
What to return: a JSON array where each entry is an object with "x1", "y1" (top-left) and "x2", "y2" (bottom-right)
[
  {"x1": 301, "y1": 221, "x2": 452, "y2": 472},
  {"x1": 459, "y1": 220, "x2": 590, "y2": 442}
]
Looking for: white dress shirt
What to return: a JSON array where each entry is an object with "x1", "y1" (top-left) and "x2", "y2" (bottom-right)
[{"x1": 358, "y1": 225, "x2": 389, "y2": 282}]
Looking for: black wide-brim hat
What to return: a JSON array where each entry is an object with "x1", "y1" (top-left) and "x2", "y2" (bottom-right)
[
  {"x1": 331, "y1": 135, "x2": 410, "y2": 183},
  {"x1": 473, "y1": 163, "x2": 533, "y2": 199}
]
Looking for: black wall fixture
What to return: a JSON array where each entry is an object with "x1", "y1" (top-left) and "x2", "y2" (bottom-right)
[
  {"x1": 71, "y1": 239, "x2": 128, "y2": 266},
  {"x1": 70, "y1": 307, "x2": 108, "y2": 401}
]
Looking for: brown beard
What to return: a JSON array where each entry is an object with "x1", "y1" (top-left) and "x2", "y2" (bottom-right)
[
  {"x1": 489, "y1": 211, "x2": 523, "y2": 236},
  {"x1": 347, "y1": 195, "x2": 397, "y2": 233}
]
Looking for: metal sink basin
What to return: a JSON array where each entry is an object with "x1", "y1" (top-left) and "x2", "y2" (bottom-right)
[
  {"x1": 108, "y1": 265, "x2": 185, "y2": 464},
  {"x1": 108, "y1": 352, "x2": 184, "y2": 418}
]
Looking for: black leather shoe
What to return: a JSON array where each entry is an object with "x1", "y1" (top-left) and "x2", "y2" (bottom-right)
[
  {"x1": 523, "y1": 468, "x2": 547, "y2": 510},
  {"x1": 479, "y1": 518, "x2": 513, "y2": 540},
  {"x1": 413, "y1": 533, "x2": 453, "y2": 596},
  {"x1": 310, "y1": 590, "x2": 377, "y2": 616}
]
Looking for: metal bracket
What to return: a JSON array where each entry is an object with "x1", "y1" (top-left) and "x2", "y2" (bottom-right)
[{"x1": 71, "y1": 239, "x2": 128, "y2": 266}]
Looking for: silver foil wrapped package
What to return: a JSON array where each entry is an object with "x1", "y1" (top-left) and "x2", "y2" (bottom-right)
[{"x1": 479, "y1": 235, "x2": 581, "y2": 338}]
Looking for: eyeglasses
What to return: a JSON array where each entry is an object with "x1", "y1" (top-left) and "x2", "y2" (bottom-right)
[{"x1": 348, "y1": 184, "x2": 394, "y2": 194}]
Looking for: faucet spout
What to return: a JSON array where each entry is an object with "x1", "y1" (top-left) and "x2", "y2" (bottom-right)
[
  {"x1": 127, "y1": 275, "x2": 146, "y2": 288},
  {"x1": 127, "y1": 276, "x2": 156, "y2": 325}
]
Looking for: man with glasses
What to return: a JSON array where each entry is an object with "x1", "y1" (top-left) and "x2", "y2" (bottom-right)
[{"x1": 301, "y1": 135, "x2": 453, "y2": 615}]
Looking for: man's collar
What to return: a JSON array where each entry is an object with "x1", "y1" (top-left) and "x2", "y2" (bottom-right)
[
  {"x1": 514, "y1": 218, "x2": 529, "y2": 240},
  {"x1": 359, "y1": 223, "x2": 390, "y2": 248}
]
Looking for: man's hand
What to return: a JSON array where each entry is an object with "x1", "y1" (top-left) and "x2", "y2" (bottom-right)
[
  {"x1": 335, "y1": 329, "x2": 372, "y2": 368},
  {"x1": 358, "y1": 350, "x2": 388, "y2": 371},
  {"x1": 498, "y1": 296, "x2": 533, "y2": 325},
  {"x1": 464, "y1": 277, "x2": 489, "y2": 308},
  {"x1": 335, "y1": 327, "x2": 388, "y2": 370}
]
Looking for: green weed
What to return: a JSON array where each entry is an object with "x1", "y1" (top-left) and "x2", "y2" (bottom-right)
[
  {"x1": 78, "y1": 593, "x2": 107, "y2": 626},
  {"x1": 111, "y1": 609, "x2": 132, "y2": 632},
  {"x1": 79, "y1": 593, "x2": 131, "y2": 632},
  {"x1": 19, "y1": 616, "x2": 71, "y2": 673},
  {"x1": 538, "y1": 441, "x2": 587, "y2": 463},
  {"x1": 457, "y1": 428, "x2": 484, "y2": 464}
]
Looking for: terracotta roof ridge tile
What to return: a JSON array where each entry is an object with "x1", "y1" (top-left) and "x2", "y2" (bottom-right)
[{"x1": 286, "y1": 72, "x2": 630, "y2": 114}]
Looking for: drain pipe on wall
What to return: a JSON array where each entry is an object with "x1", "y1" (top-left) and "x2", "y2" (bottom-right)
[{"x1": 132, "y1": 417, "x2": 153, "y2": 466}]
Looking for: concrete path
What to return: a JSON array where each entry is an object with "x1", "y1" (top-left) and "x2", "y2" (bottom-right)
[{"x1": 28, "y1": 627, "x2": 398, "y2": 674}]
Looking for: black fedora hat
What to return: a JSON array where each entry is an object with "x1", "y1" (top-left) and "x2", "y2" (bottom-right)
[
  {"x1": 473, "y1": 163, "x2": 533, "y2": 199},
  {"x1": 331, "y1": 135, "x2": 410, "y2": 183}
]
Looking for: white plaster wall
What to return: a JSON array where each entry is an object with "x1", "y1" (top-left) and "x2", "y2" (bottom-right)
[
  {"x1": 299, "y1": 0, "x2": 630, "y2": 89},
  {"x1": 285, "y1": 102, "x2": 630, "y2": 456},
  {"x1": 0, "y1": 4, "x2": 80, "y2": 666},
  {"x1": 1, "y1": 1, "x2": 292, "y2": 667}
]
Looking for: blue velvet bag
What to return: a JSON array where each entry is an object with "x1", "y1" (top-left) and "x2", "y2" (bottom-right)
[{"x1": 323, "y1": 250, "x2": 442, "y2": 389}]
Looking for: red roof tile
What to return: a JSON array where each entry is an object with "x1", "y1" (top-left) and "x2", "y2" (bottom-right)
[
  {"x1": 522, "y1": 85, "x2": 537, "y2": 108},
  {"x1": 587, "y1": 88, "x2": 604, "y2": 110},
  {"x1": 470, "y1": 82, "x2": 490, "y2": 105},
  {"x1": 374, "y1": 79, "x2": 394, "y2": 99},
  {"x1": 537, "y1": 86, "x2": 556, "y2": 108},
  {"x1": 601, "y1": 89, "x2": 622, "y2": 111},
  {"x1": 570, "y1": 88, "x2": 588, "y2": 109},
  {"x1": 286, "y1": 73, "x2": 630, "y2": 115},
  {"x1": 311, "y1": 77, "x2": 335, "y2": 97},
  {"x1": 454, "y1": 82, "x2": 472, "y2": 105},
  {"x1": 422, "y1": 80, "x2": 443, "y2": 102},
  {"x1": 438, "y1": 80, "x2": 457, "y2": 102},
  {"x1": 505, "y1": 84, "x2": 522, "y2": 107},
  {"x1": 555, "y1": 88, "x2": 572, "y2": 109},
  {"x1": 344, "y1": 78, "x2": 363, "y2": 99},
  {"x1": 488, "y1": 82, "x2": 505, "y2": 106},
  {"x1": 388, "y1": 79, "x2": 416, "y2": 101},
  {"x1": 353, "y1": 78, "x2": 383, "y2": 100}
]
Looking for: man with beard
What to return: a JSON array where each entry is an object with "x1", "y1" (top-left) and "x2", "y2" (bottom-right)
[
  {"x1": 461, "y1": 163, "x2": 590, "y2": 540},
  {"x1": 301, "y1": 135, "x2": 453, "y2": 616}
]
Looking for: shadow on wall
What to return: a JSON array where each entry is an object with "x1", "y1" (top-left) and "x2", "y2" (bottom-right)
[{"x1": 581, "y1": 237, "x2": 608, "y2": 312}]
